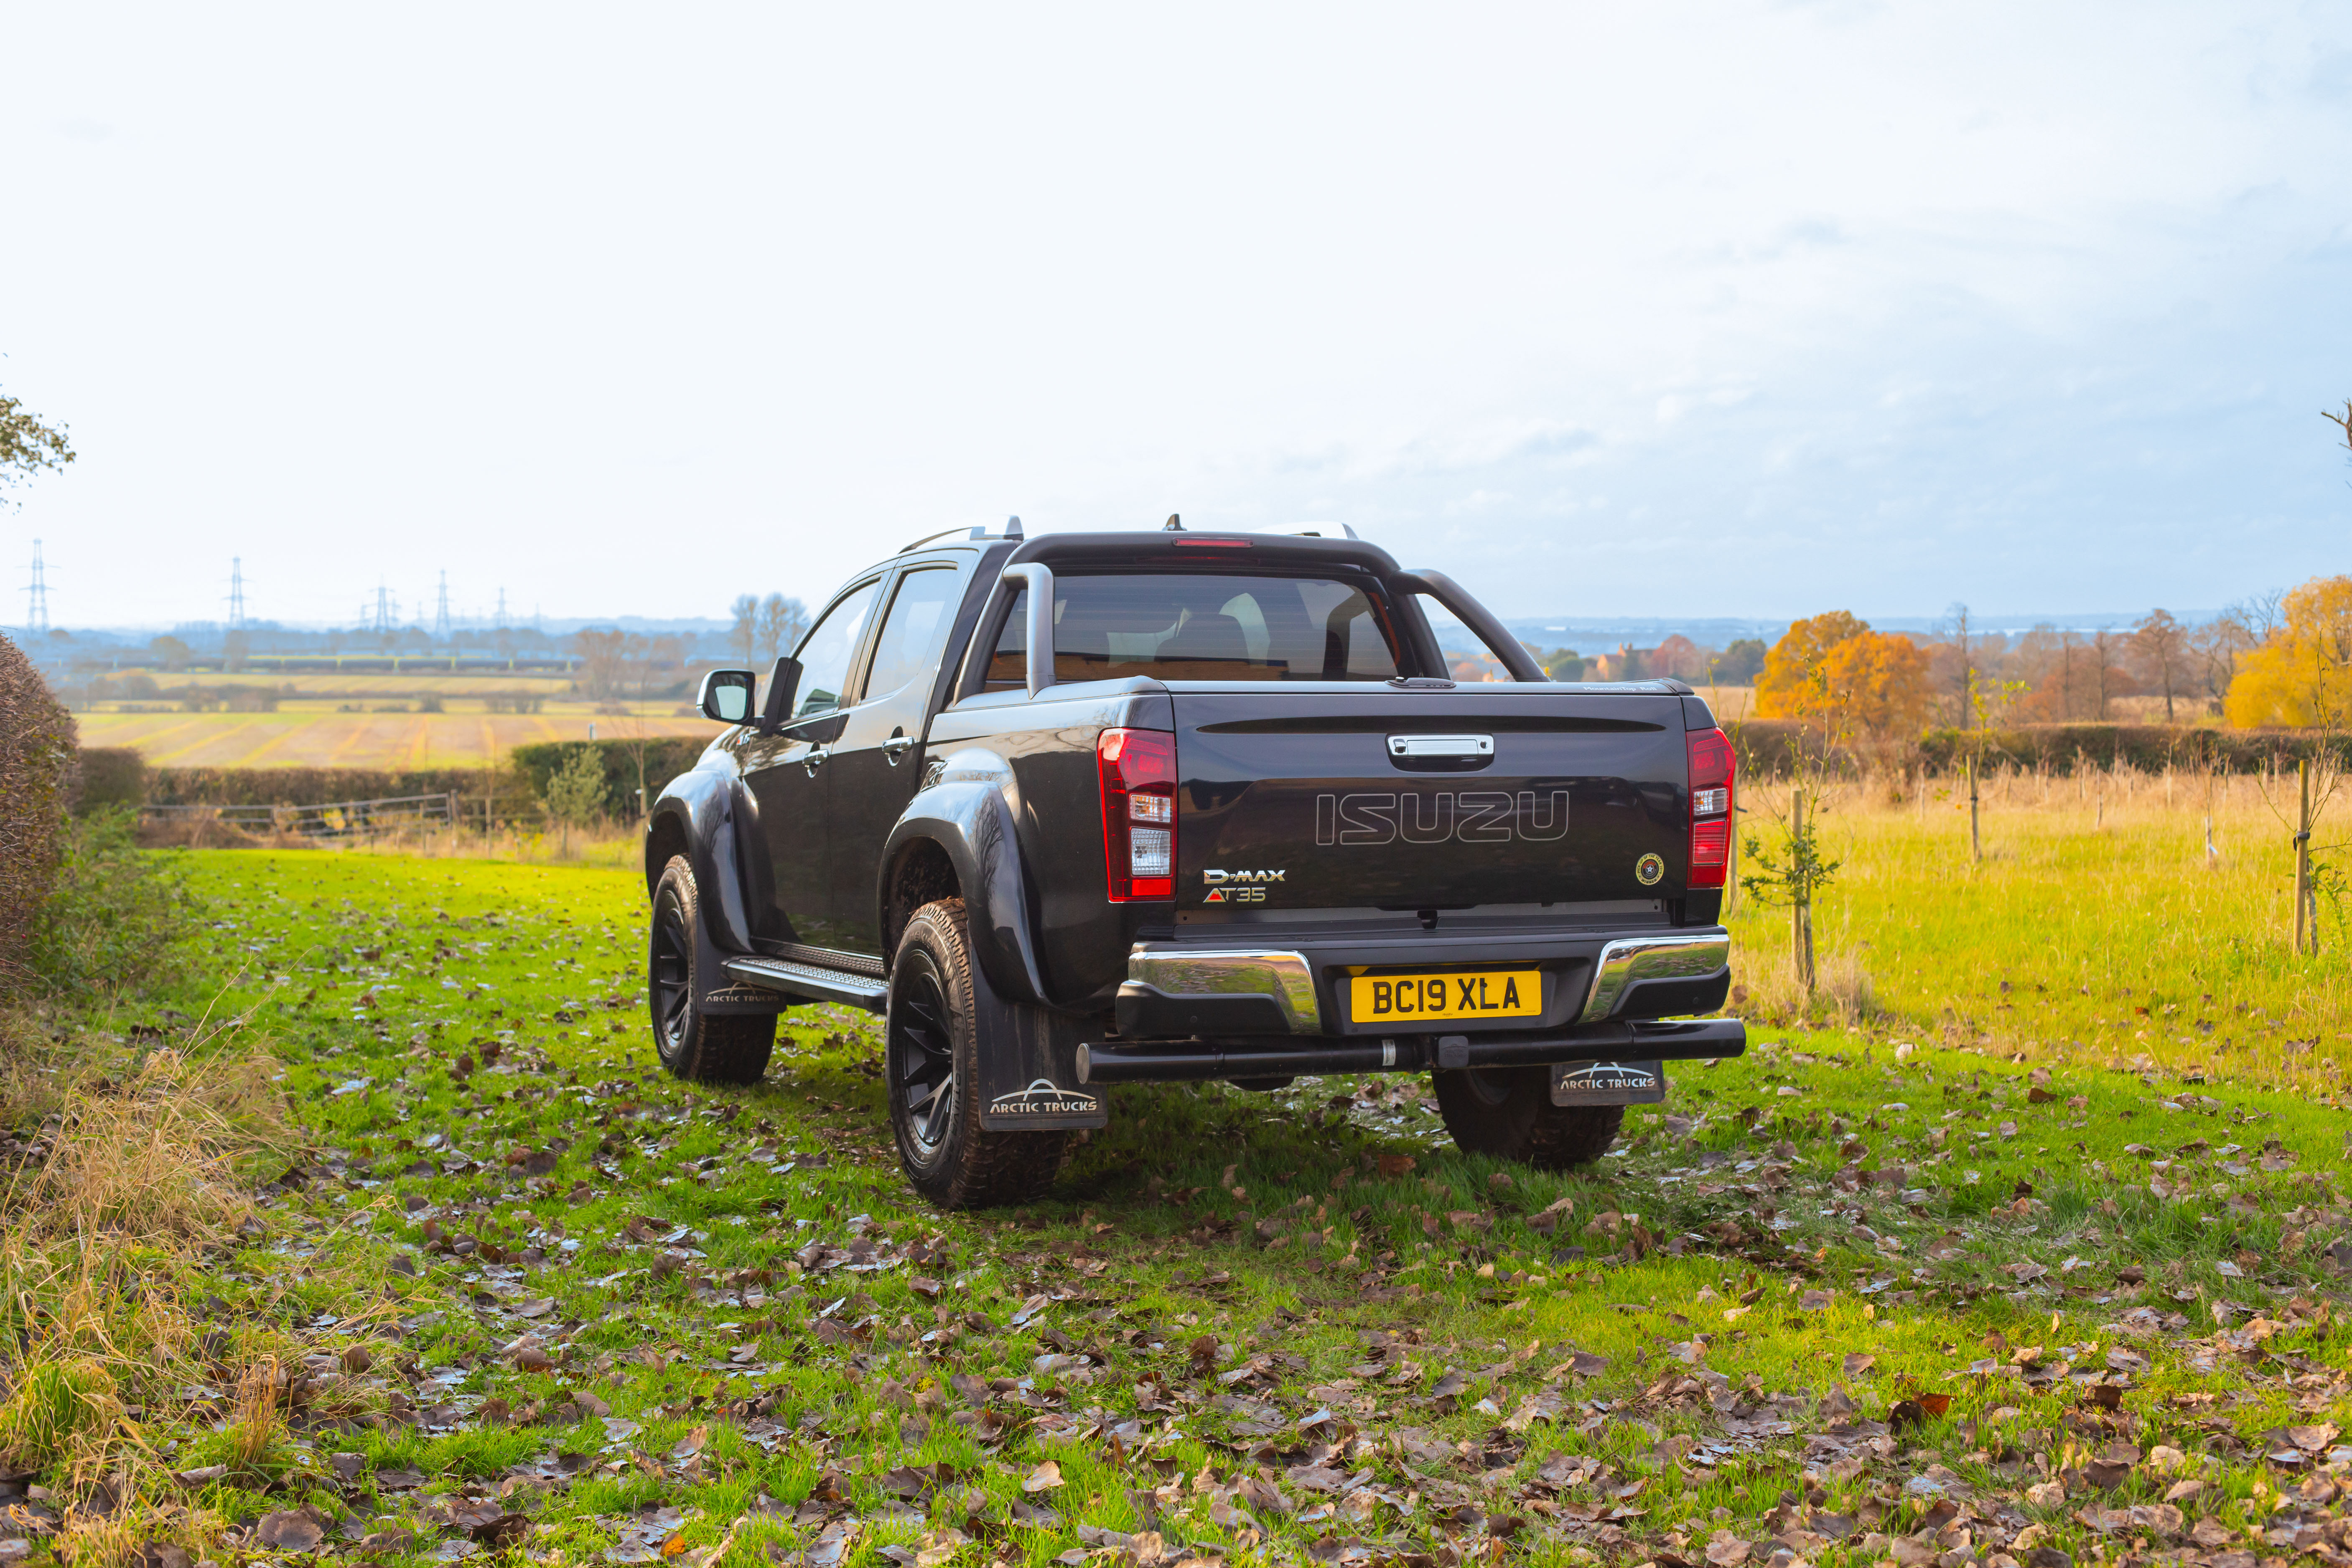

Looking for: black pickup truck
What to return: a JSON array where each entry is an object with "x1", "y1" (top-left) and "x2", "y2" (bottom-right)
[{"x1": 644, "y1": 519, "x2": 1744, "y2": 1207}]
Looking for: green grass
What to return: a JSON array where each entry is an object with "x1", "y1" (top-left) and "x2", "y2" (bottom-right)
[
  {"x1": 1728, "y1": 781, "x2": 2352, "y2": 1084},
  {"x1": 34, "y1": 841, "x2": 2352, "y2": 1567}
]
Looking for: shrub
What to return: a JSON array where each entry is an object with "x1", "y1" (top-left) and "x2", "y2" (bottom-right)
[
  {"x1": 0, "y1": 632, "x2": 76, "y2": 990},
  {"x1": 71, "y1": 747, "x2": 147, "y2": 814},
  {"x1": 33, "y1": 808, "x2": 191, "y2": 999},
  {"x1": 510, "y1": 737, "x2": 707, "y2": 814}
]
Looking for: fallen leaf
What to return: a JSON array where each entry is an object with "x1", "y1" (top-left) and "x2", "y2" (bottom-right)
[
  {"x1": 1841, "y1": 1353, "x2": 1876, "y2": 1379},
  {"x1": 256, "y1": 1512, "x2": 324, "y2": 1553},
  {"x1": 1023, "y1": 1461, "x2": 1064, "y2": 1493}
]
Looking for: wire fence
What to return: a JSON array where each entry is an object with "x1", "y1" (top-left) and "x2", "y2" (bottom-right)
[{"x1": 140, "y1": 792, "x2": 463, "y2": 840}]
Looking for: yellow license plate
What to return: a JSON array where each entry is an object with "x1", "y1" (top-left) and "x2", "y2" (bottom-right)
[{"x1": 1350, "y1": 970, "x2": 1542, "y2": 1023}]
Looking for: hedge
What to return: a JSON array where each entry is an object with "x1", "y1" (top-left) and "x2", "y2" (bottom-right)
[
  {"x1": 508, "y1": 738, "x2": 710, "y2": 817},
  {"x1": 73, "y1": 747, "x2": 148, "y2": 813},
  {"x1": 1, "y1": 634, "x2": 76, "y2": 988}
]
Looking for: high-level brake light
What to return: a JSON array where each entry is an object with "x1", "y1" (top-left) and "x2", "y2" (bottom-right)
[
  {"x1": 1687, "y1": 726, "x2": 1736, "y2": 890},
  {"x1": 1097, "y1": 728, "x2": 1177, "y2": 901}
]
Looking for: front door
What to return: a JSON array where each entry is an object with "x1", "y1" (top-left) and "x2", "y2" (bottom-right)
[
  {"x1": 741, "y1": 577, "x2": 880, "y2": 950},
  {"x1": 822, "y1": 563, "x2": 967, "y2": 954}
]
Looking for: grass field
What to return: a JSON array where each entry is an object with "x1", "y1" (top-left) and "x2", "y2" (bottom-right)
[
  {"x1": 75, "y1": 710, "x2": 715, "y2": 769},
  {"x1": 13, "y1": 824, "x2": 2352, "y2": 1568},
  {"x1": 1725, "y1": 768, "x2": 2352, "y2": 1089}
]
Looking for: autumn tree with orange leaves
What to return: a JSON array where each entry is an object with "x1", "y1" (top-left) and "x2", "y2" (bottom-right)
[{"x1": 1755, "y1": 611, "x2": 1931, "y2": 736}]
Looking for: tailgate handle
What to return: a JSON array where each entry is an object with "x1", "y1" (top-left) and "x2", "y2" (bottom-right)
[{"x1": 1388, "y1": 734, "x2": 1493, "y2": 759}]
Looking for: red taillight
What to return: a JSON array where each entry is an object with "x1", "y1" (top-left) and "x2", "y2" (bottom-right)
[
  {"x1": 1687, "y1": 726, "x2": 1736, "y2": 890},
  {"x1": 1098, "y1": 727, "x2": 1176, "y2": 901}
]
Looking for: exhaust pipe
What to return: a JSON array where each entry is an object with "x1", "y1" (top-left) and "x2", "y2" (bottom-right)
[{"x1": 1076, "y1": 1017, "x2": 1744, "y2": 1086}]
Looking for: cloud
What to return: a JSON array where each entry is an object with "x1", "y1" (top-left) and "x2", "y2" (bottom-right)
[{"x1": 0, "y1": 0, "x2": 2347, "y2": 624}]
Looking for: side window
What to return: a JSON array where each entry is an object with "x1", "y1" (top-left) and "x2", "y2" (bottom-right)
[
  {"x1": 792, "y1": 580, "x2": 880, "y2": 720},
  {"x1": 862, "y1": 567, "x2": 960, "y2": 701},
  {"x1": 985, "y1": 588, "x2": 1031, "y2": 690}
]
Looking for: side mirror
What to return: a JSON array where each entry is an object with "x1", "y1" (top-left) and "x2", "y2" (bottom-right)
[
  {"x1": 698, "y1": 669, "x2": 758, "y2": 724},
  {"x1": 761, "y1": 656, "x2": 803, "y2": 727}
]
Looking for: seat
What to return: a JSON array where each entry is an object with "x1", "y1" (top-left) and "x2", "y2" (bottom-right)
[{"x1": 1158, "y1": 613, "x2": 1250, "y2": 667}]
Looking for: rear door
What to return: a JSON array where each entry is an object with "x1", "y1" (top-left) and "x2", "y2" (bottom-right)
[{"x1": 1171, "y1": 688, "x2": 1687, "y2": 916}]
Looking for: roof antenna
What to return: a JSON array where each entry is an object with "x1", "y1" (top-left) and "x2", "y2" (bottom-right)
[
  {"x1": 1163, "y1": 513, "x2": 1183, "y2": 531},
  {"x1": 1005, "y1": 514, "x2": 1024, "y2": 539}
]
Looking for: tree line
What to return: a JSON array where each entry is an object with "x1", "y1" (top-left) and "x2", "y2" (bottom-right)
[{"x1": 1729, "y1": 583, "x2": 2352, "y2": 736}]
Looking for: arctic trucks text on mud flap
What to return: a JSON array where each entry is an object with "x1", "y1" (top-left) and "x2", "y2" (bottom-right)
[{"x1": 644, "y1": 519, "x2": 1744, "y2": 1208}]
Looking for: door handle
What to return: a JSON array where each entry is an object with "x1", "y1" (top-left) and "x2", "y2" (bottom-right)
[
  {"x1": 882, "y1": 735, "x2": 914, "y2": 765},
  {"x1": 802, "y1": 745, "x2": 830, "y2": 777}
]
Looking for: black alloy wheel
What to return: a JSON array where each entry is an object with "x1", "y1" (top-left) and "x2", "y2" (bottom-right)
[
  {"x1": 890, "y1": 947, "x2": 959, "y2": 1155},
  {"x1": 885, "y1": 897, "x2": 1066, "y2": 1208},
  {"x1": 650, "y1": 886, "x2": 695, "y2": 1057},
  {"x1": 645, "y1": 854, "x2": 775, "y2": 1085}
]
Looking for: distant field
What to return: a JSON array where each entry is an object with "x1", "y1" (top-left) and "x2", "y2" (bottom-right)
[
  {"x1": 77, "y1": 709, "x2": 716, "y2": 768},
  {"x1": 84, "y1": 667, "x2": 584, "y2": 698}
]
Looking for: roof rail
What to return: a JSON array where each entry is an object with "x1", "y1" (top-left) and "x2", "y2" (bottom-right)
[{"x1": 899, "y1": 515, "x2": 1025, "y2": 554}]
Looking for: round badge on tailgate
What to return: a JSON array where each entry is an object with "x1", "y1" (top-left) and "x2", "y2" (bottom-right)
[{"x1": 1635, "y1": 852, "x2": 1665, "y2": 886}]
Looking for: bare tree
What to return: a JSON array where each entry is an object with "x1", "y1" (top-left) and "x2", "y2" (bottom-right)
[
  {"x1": 727, "y1": 594, "x2": 759, "y2": 667},
  {"x1": 572, "y1": 627, "x2": 639, "y2": 703},
  {"x1": 2092, "y1": 628, "x2": 2120, "y2": 719},
  {"x1": 2128, "y1": 609, "x2": 2194, "y2": 721},
  {"x1": 2232, "y1": 590, "x2": 2286, "y2": 643},
  {"x1": 756, "y1": 594, "x2": 809, "y2": 667}
]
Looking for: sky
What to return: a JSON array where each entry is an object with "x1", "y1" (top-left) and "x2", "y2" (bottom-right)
[{"x1": 3, "y1": 2, "x2": 2349, "y2": 631}]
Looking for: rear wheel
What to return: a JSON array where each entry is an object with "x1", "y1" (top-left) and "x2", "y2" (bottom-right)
[
  {"x1": 648, "y1": 855, "x2": 775, "y2": 1085},
  {"x1": 1432, "y1": 1065, "x2": 1623, "y2": 1169},
  {"x1": 887, "y1": 898, "x2": 1066, "y2": 1209}
]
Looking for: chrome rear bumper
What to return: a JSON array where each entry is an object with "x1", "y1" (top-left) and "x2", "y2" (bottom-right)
[{"x1": 1121, "y1": 930, "x2": 1731, "y2": 1038}]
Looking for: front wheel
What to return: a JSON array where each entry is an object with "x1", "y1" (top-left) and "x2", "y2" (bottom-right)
[
  {"x1": 1432, "y1": 1065, "x2": 1623, "y2": 1169},
  {"x1": 648, "y1": 855, "x2": 775, "y2": 1085},
  {"x1": 886, "y1": 897, "x2": 1066, "y2": 1209}
]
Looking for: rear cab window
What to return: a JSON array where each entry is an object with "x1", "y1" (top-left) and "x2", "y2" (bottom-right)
[{"x1": 984, "y1": 571, "x2": 1404, "y2": 690}]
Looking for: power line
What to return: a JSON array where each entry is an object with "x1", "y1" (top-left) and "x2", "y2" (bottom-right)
[
  {"x1": 227, "y1": 557, "x2": 247, "y2": 630},
  {"x1": 434, "y1": 570, "x2": 451, "y2": 638},
  {"x1": 25, "y1": 540, "x2": 47, "y2": 637}
]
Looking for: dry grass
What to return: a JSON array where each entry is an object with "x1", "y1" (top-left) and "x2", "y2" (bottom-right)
[
  {"x1": 4, "y1": 1047, "x2": 289, "y2": 1247},
  {"x1": 1727, "y1": 759, "x2": 2352, "y2": 1089},
  {"x1": 0, "y1": 1024, "x2": 297, "y2": 1559}
]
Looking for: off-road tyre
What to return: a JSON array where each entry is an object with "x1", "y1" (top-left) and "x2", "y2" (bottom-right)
[
  {"x1": 1432, "y1": 1065, "x2": 1624, "y2": 1169},
  {"x1": 887, "y1": 898, "x2": 1067, "y2": 1209},
  {"x1": 648, "y1": 855, "x2": 776, "y2": 1085}
]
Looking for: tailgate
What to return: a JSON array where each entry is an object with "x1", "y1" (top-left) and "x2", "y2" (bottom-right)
[{"x1": 1173, "y1": 688, "x2": 1688, "y2": 914}]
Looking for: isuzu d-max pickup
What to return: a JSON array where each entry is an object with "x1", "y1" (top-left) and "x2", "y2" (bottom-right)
[{"x1": 644, "y1": 519, "x2": 1744, "y2": 1208}]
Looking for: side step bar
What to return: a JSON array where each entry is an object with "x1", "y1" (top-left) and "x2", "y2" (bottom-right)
[
  {"x1": 722, "y1": 957, "x2": 888, "y2": 1013},
  {"x1": 1077, "y1": 1017, "x2": 1745, "y2": 1085}
]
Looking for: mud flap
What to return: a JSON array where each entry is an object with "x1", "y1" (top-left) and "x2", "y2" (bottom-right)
[
  {"x1": 970, "y1": 947, "x2": 1107, "y2": 1131},
  {"x1": 693, "y1": 899, "x2": 795, "y2": 1018},
  {"x1": 1549, "y1": 1060, "x2": 1665, "y2": 1106}
]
